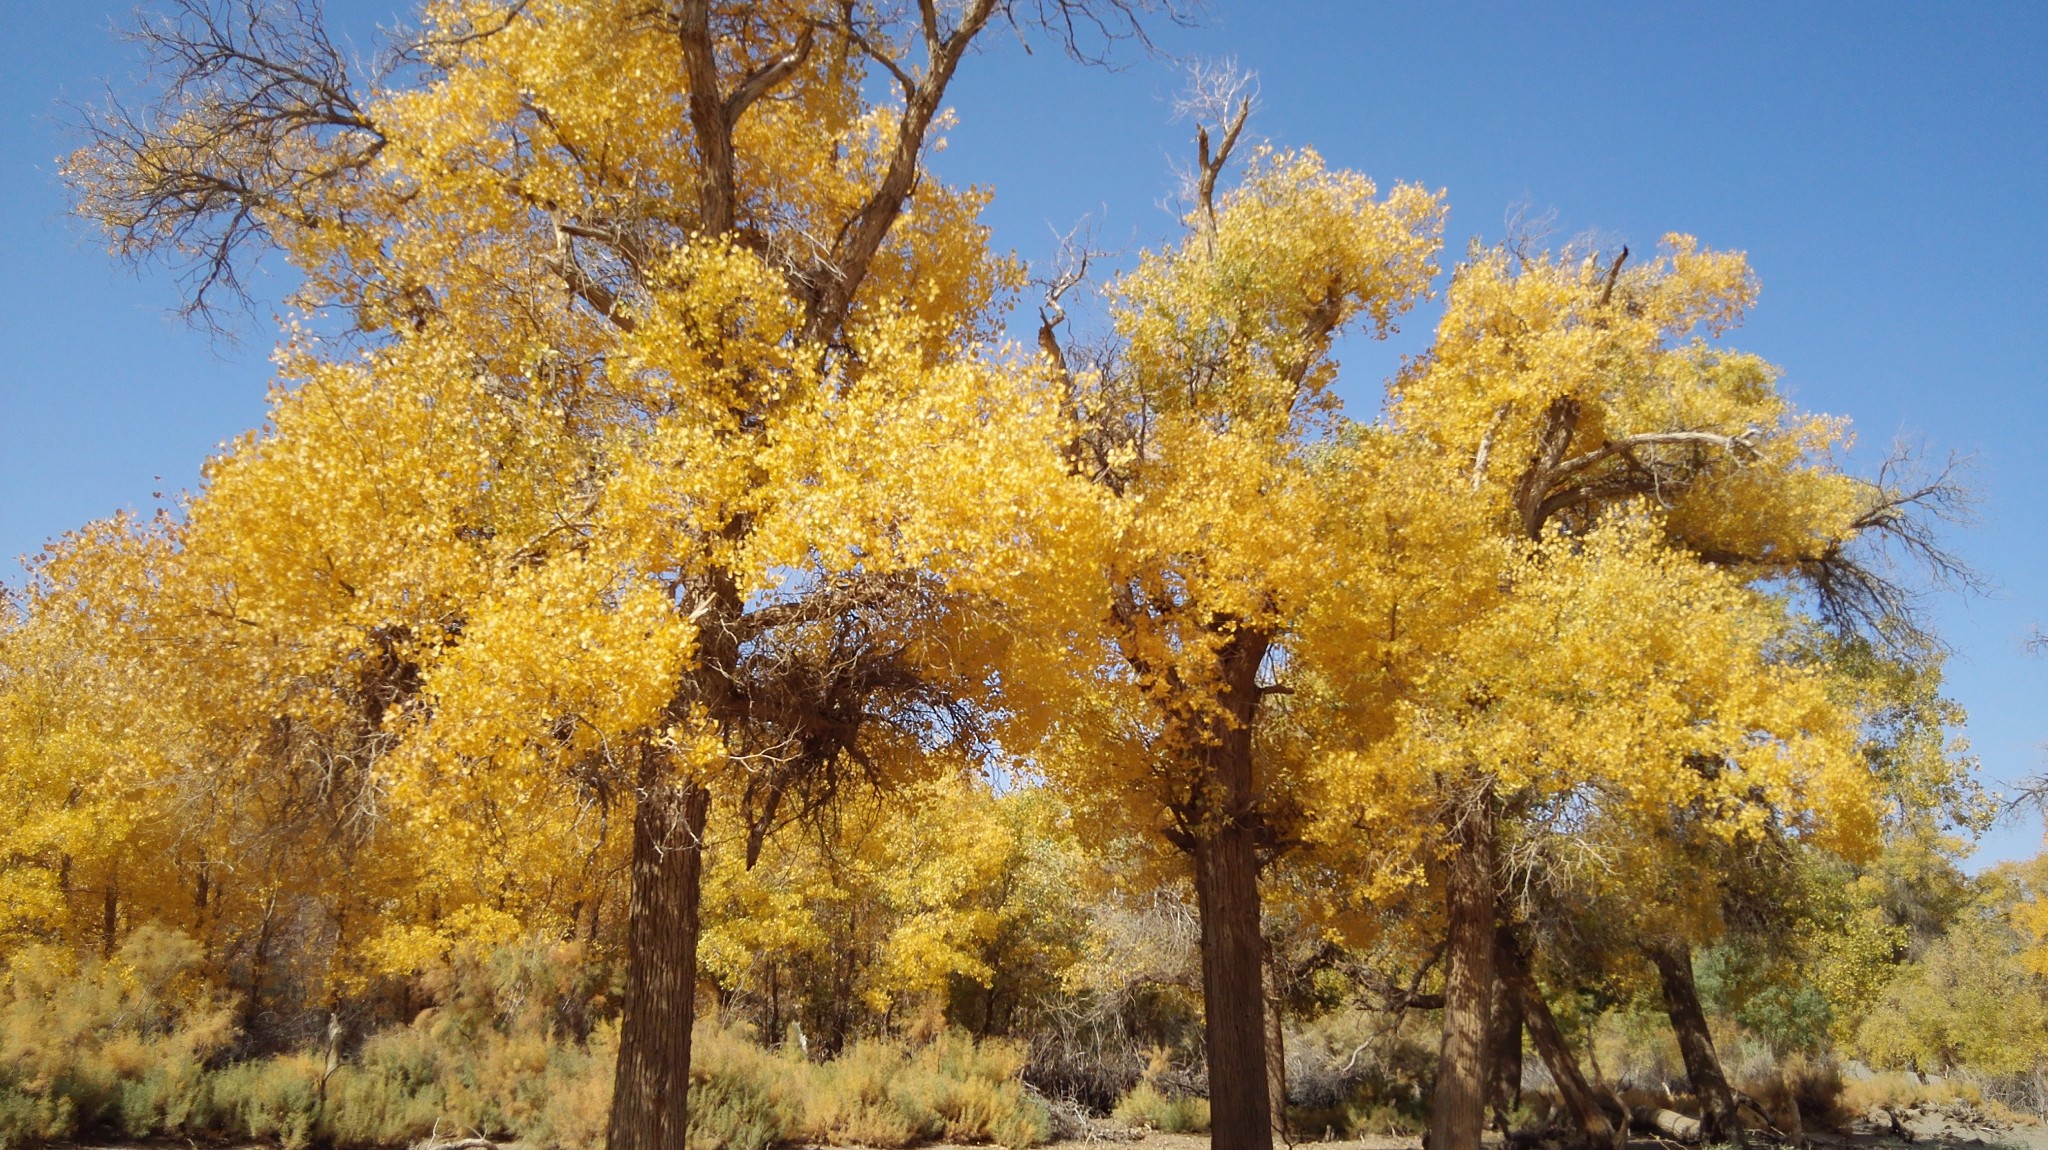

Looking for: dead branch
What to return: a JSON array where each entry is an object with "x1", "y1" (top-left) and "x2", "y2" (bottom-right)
[
  {"x1": 1793, "y1": 443, "x2": 1982, "y2": 647},
  {"x1": 999, "y1": 0, "x2": 1195, "y2": 65},
  {"x1": 67, "y1": 0, "x2": 386, "y2": 330},
  {"x1": 1181, "y1": 57, "x2": 1254, "y2": 230}
]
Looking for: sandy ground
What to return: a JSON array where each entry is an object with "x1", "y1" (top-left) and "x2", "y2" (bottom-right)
[
  {"x1": 895, "y1": 1125, "x2": 2048, "y2": 1150},
  {"x1": 1008, "y1": 1118, "x2": 2048, "y2": 1150},
  {"x1": 1822, "y1": 1109, "x2": 2048, "y2": 1150},
  {"x1": 68, "y1": 1114, "x2": 2048, "y2": 1150}
]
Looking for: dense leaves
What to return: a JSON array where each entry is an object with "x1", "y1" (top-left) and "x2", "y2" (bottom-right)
[{"x1": 0, "y1": 3, "x2": 2026, "y2": 1150}]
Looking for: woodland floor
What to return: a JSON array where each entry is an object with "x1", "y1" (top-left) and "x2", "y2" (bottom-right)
[
  {"x1": 1021, "y1": 1118, "x2": 2048, "y2": 1150},
  {"x1": 69, "y1": 1118, "x2": 2048, "y2": 1150},
  {"x1": 879, "y1": 1122, "x2": 2048, "y2": 1150},
  {"x1": 1817, "y1": 1114, "x2": 2048, "y2": 1150}
]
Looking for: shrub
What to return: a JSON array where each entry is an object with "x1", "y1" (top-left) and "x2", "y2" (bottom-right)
[
  {"x1": 691, "y1": 1021, "x2": 803, "y2": 1150},
  {"x1": 320, "y1": 1029, "x2": 446, "y2": 1146},
  {"x1": 1111, "y1": 1082, "x2": 1209, "y2": 1134},
  {"x1": 0, "y1": 925, "x2": 235, "y2": 1149},
  {"x1": 0, "y1": 929, "x2": 1048, "y2": 1150},
  {"x1": 893, "y1": 1031, "x2": 1049, "y2": 1148},
  {"x1": 801, "y1": 1029, "x2": 1050, "y2": 1149},
  {"x1": 1735, "y1": 1052, "x2": 1846, "y2": 1135},
  {"x1": 1279, "y1": 1006, "x2": 1432, "y2": 1140}
]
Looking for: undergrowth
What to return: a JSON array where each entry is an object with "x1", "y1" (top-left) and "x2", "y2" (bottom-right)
[
  {"x1": 1110, "y1": 1081, "x2": 1209, "y2": 1134},
  {"x1": 0, "y1": 931, "x2": 1048, "y2": 1150}
]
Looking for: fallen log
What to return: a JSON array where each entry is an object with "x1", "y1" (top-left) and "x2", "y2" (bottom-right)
[{"x1": 1630, "y1": 1106, "x2": 1704, "y2": 1142}]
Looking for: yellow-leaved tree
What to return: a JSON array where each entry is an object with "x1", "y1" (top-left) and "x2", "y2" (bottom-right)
[
  {"x1": 1319, "y1": 235, "x2": 1970, "y2": 1150},
  {"x1": 63, "y1": 3, "x2": 1177, "y2": 1147},
  {"x1": 1024, "y1": 96, "x2": 1446, "y2": 1146},
  {"x1": 700, "y1": 775, "x2": 1087, "y2": 1047}
]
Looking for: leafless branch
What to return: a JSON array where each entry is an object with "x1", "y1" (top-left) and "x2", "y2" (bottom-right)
[
  {"x1": 1177, "y1": 57, "x2": 1254, "y2": 230},
  {"x1": 1797, "y1": 443, "x2": 1983, "y2": 647},
  {"x1": 66, "y1": 0, "x2": 386, "y2": 332},
  {"x1": 1596, "y1": 245, "x2": 1628, "y2": 308},
  {"x1": 1034, "y1": 217, "x2": 1106, "y2": 391},
  {"x1": 999, "y1": 0, "x2": 1197, "y2": 65}
]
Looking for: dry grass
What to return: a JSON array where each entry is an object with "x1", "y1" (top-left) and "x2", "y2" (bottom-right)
[{"x1": 0, "y1": 931, "x2": 1049, "y2": 1150}]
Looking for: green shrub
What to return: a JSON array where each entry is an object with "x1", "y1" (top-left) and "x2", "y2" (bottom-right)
[
  {"x1": 1111, "y1": 1082, "x2": 1210, "y2": 1134},
  {"x1": 320, "y1": 1028, "x2": 446, "y2": 1146},
  {"x1": 690, "y1": 1021, "x2": 803, "y2": 1150},
  {"x1": 211, "y1": 1056, "x2": 324, "y2": 1150},
  {"x1": 0, "y1": 925, "x2": 235, "y2": 1148},
  {"x1": 791, "y1": 1027, "x2": 1049, "y2": 1150}
]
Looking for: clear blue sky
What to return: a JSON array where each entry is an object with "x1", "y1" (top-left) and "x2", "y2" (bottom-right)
[{"x1": 4, "y1": 3, "x2": 2044, "y2": 863}]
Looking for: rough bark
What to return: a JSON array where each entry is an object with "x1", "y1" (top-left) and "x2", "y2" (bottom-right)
[
  {"x1": 1649, "y1": 940, "x2": 1739, "y2": 1141},
  {"x1": 1484, "y1": 929, "x2": 1524, "y2": 1130},
  {"x1": 1196, "y1": 822, "x2": 1269, "y2": 1145},
  {"x1": 607, "y1": 774, "x2": 711, "y2": 1150},
  {"x1": 1265, "y1": 948, "x2": 1289, "y2": 1139},
  {"x1": 1429, "y1": 800, "x2": 1495, "y2": 1150},
  {"x1": 1500, "y1": 937, "x2": 1618, "y2": 1150},
  {"x1": 1192, "y1": 816, "x2": 1273, "y2": 1150},
  {"x1": 1180, "y1": 625, "x2": 1274, "y2": 1150}
]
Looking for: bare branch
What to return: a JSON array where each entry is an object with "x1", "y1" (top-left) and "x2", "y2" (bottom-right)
[
  {"x1": 65, "y1": 0, "x2": 386, "y2": 332},
  {"x1": 1177, "y1": 57, "x2": 1254, "y2": 229},
  {"x1": 725, "y1": 26, "x2": 815, "y2": 124},
  {"x1": 1000, "y1": 0, "x2": 1197, "y2": 65},
  {"x1": 1596, "y1": 245, "x2": 1628, "y2": 308},
  {"x1": 1800, "y1": 444, "x2": 1984, "y2": 646},
  {"x1": 1033, "y1": 217, "x2": 1104, "y2": 388}
]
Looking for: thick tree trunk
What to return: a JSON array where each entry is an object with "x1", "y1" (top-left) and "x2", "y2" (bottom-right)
[
  {"x1": 1429, "y1": 801, "x2": 1495, "y2": 1150},
  {"x1": 607, "y1": 775, "x2": 711, "y2": 1150},
  {"x1": 1648, "y1": 940, "x2": 1739, "y2": 1141},
  {"x1": 1180, "y1": 625, "x2": 1273, "y2": 1150},
  {"x1": 1485, "y1": 928, "x2": 1524, "y2": 1130},
  {"x1": 1499, "y1": 936, "x2": 1617, "y2": 1150},
  {"x1": 1192, "y1": 820, "x2": 1273, "y2": 1150},
  {"x1": 1265, "y1": 948, "x2": 1289, "y2": 1139}
]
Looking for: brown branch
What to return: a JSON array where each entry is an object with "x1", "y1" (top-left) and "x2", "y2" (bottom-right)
[
  {"x1": 1597, "y1": 245, "x2": 1628, "y2": 308},
  {"x1": 725, "y1": 26, "x2": 815, "y2": 123},
  {"x1": 674, "y1": 0, "x2": 737, "y2": 236},
  {"x1": 799, "y1": 0, "x2": 1001, "y2": 347},
  {"x1": 66, "y1": 0, "x2": 387, "y2": 330},
  {"x1": 1194, "y1": 95, "x2": 1250, "y2": 231},
  {"x1": 674, "y1": 7, "x2": 815, "y2": 239},
  {"x1": 1513, "y1": 396, "x2": 1582, "y2": 539},
  {"x1": 1547, "y1": 429, "x2": 1761, "y2": 485}
]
